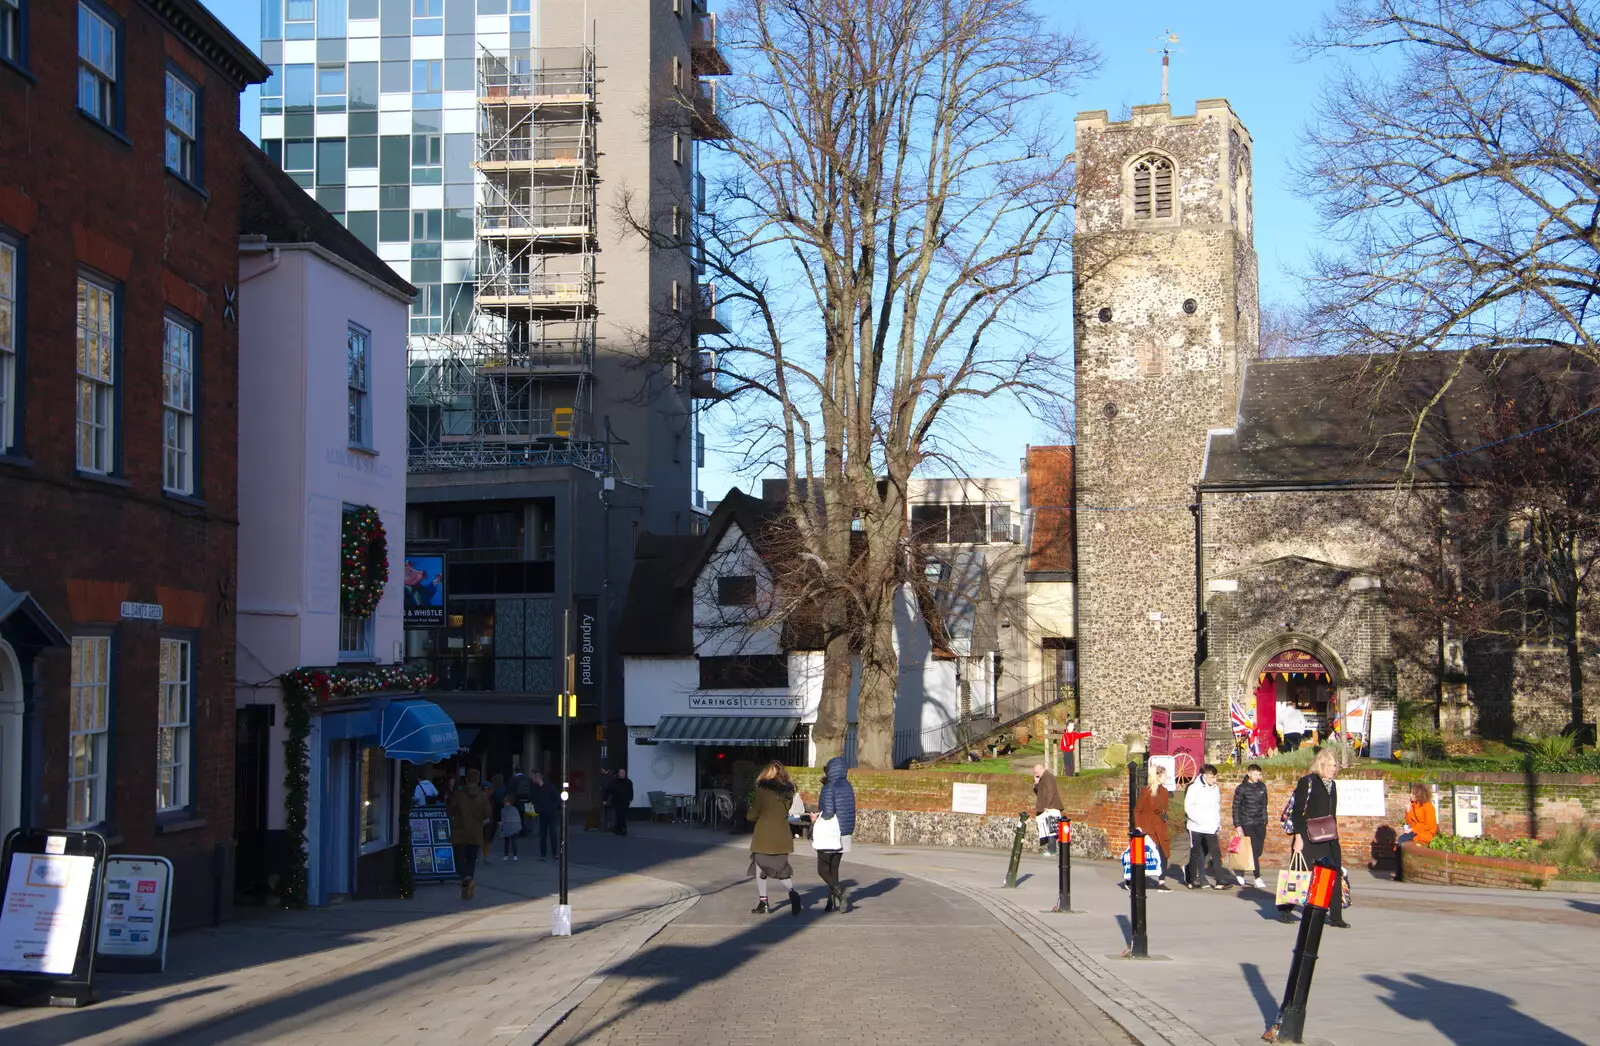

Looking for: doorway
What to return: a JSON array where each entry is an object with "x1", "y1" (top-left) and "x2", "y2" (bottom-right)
[{"x1": 234, "y1": 704, "x2": 273, "y2": 898}]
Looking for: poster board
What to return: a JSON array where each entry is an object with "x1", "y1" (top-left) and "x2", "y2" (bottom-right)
[
  {"x1": 1146, "y1": 755, "x2": 1177, "y2": 791},
  {"x1": 1368, "y1": 710, "x2": 1395, "y2": 761},
  {"x1": 1453, "y1": 785, "x2": 1484, "y2": 838},
  {"x1": 403, "y1": 554, "x2": 446, "y2": 627},
  {"x1": 96, "y1": 856, "x2": 174, "y2": 972},
  {"x1": 950, "y1": 782, "x2": 988, "y2": 815},
  {"x1": 0, "y1": 828, "x2": 106, "y2": 1006},
  {"x1": 1335, "y1": 779, "x2": 1386, "y2": 818},
  {"x1": 408, "y1": 808, "x2": 457, "y2": 882}
]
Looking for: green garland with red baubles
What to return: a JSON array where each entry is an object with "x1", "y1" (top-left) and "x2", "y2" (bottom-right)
[{"x1": 341, "y1": 506, "x2": 389, "y2": 618}]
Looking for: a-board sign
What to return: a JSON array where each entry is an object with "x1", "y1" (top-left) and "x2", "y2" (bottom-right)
[
  {"x1": 1453, "y1": 785, "x2": 1484, "y2": 838},
  {"x1": 1335, "y1": 779, "x2": 1386, "y2": 818},
  {"x1": 950, "y1": 782, "x2": 988, "y2": 815},
  {"x1": 1368, "y1": 709, "x2": 1395, "y2": 761},
  {"x1": 96, "y1": 856, "x2": 174, "y2": 972},
  {"x1": 0, "y1": 828, "x2": 107, "y2": 1007},
  {"x1": 408, "y1": 807, "x2": 458, "y2": 882}
]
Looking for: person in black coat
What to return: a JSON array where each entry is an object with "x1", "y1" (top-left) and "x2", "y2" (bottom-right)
[
  {"x1": 1231, "y1": 764, "x2": 1269, "y2": 888},
  {"x1": 604, "y1": 768, "x2": 635, "y2": 836},
  {"x1": 1284, "y1": 748, "x2": 1349, "y2": 928},
  {"x1": 528, "y1": 773, "x2": 561, "y2": 859}
]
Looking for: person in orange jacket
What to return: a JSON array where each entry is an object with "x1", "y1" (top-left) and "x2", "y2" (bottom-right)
[{"x1": 1402, "y1": 783, "x2": 1439, "y2": 846}]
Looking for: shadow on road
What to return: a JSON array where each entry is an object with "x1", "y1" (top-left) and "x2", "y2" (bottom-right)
[
  {"x1": 1368, "y1": 973, "x2": 1587, "y2": 1045},
  {"x1": 1567, "y1": 899, "x2": 1600, "y2": 917},
  {"x1": 1239, "y1": 962, "x2": 1278, "y2": 1026},
  {"x1": 843, "y1": 876, "x2": 902, "y2": 903}
]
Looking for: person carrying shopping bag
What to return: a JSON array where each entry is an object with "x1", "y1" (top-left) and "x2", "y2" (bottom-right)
[
  {"x1": 1280, "y1": 747, "x2": 1350, "y2": 927},
  {"x1": 1033, "y1": 764, "x2": 1064, "y2": 856},
  {"x1": 811, "y1": 756, "x2": 856, "y2": 912},
  {"x1": 1132, "y1": 763, "x2": 1174, "y2": 890},
  {"x1": 746, "y1": 762, "x2": 803, "y2": 916},
  {"x1": 1231, "y1": 763, "x2": 1269, "y2": 888}
]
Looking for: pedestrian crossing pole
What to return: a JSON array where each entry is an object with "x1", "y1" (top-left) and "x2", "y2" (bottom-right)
[{"x1": 553, "y1": 610, "x2": 574, "y2": 936}]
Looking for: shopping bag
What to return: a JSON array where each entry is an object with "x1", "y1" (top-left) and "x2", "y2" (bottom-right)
[
  {"x1": 1120, "y1": 840, "x2": 1164, "y2": 881},
  {"x1": 1225, "y1": 843, "x2": 1254, "y2": 874},
  {"x1": 1227, "y1": 830, "x2": 1245, "y2": 854},
  {"x1": 1275, "y1": 853, "x2": 1311, "y2": 906},
  {"x1": 812, "y1": 813, "x2": 843, "y2": 851}
]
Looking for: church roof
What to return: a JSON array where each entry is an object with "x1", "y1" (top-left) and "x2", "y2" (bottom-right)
[{"x1": 1199, "y1": 352, "x2": 1579, "y2": 489}]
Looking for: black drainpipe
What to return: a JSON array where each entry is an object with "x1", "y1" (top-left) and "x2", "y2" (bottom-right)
[{"x1": 1190, "y1": 498, "x2": 1205, "y2": 709}]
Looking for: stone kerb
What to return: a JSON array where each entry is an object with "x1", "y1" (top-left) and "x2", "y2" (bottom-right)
[{"x1": 1398, "y1": 841, "x2": 1560, "y2": 891}]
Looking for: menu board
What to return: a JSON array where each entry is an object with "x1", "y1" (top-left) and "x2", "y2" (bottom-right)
[
  {"x1": 96, "y1": 857, "x2": 173, "y2": 970},
  {"x1": 0, "y1": 853, "x2": 98, "y2": 976},
  {"x1": 408, "y1": 808, "x2": 457, "y2": 882}
]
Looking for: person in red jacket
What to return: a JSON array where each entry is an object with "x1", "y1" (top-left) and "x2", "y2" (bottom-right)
[{"x1": 1059, "y1": 721, "x2": 1094, "y2": 776}]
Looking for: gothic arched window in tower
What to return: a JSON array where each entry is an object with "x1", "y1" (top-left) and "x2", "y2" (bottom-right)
[{"x1": 1131, "y1": 154, "x2": 1175, "y2": 220}]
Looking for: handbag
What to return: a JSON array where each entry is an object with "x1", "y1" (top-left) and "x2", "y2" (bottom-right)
[
  {"x1": 1275, "y1": 853, "x2": 1311, "y2": 907},
  {"x1": 1305, "y1": 815, "x2": 1338, "y2": 843},
  {"x1": 812, "y1": 814, "x2": 843, "y2": 851}
]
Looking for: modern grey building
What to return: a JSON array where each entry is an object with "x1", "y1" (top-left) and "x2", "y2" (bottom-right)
[{"x1": 256, "y1": 0, "x2": 729, "y2": 793}]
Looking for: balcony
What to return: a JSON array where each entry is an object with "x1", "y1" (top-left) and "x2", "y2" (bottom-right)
[
  {"x1": 478, "y1": 48, "x2": 594, "y2": 105},
  {"x1": 693, "y1": 282, "x2": 729, "y2": 334},
  {"x1": 692, "y1": 11, "x2": 731, "y2": 77},
  {"x1": 691, "y1": 349, "x2": 736, "y2": 400},
  {"x1": 477, "y1": 200, "x2": 593, "y2": 241},
  {"x1": 690, "y1": 79, "x2": 732, "y2": 140},
  {"x1": 475, "y1": 135, "x2": 594, "y2": 172},
  {"x1": 476, "y1": 337, "x2": 594, "y2": 375}
]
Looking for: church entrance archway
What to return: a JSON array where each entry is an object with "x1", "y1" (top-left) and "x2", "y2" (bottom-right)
[{"x1": 1241, "y1": 637, "x2": 1350, "y2": 756}]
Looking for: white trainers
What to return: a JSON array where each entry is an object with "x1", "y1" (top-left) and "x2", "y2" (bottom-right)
[
  {"x1": 1254, "y1": 877, "x2": 1267, "y2": 889},
  {"x1": 1236, "y1": 874, "x2": 1248, "y2": 886}
]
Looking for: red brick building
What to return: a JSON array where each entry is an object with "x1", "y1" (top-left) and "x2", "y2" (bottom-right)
[{"x1": 0, "y1": 1, "x2": 267, "y2": 928}]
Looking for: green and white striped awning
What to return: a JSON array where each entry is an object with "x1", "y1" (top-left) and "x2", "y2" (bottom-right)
[{"x1": 651, "y1": 715, "x2": 801, "y2": 746}]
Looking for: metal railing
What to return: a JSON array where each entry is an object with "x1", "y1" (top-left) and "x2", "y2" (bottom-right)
[
  {"x1": 477, "y1": 135, "x2": 594, "y2": 166},
  {"x1": 478, "y1": 49, "x2": 594, "y2": 101},
  {"x1": 408, "y1": 442, "x2": 610, "y2": 473},
  {"x1": 479, "y1": 338, "x2": 594, "y2": 371},
  {"x1": 438, "y1": 406, "x2": 589, "y2": 441},
  {"x1": 477, "y1": 270, "x2": 595, "y2": 306},
  {"x1": 477, "y1": 200, "x2": 593, "y2": 234}
]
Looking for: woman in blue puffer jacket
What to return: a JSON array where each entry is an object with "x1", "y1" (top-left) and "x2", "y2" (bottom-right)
[{"x1": 812, "y1": 756, "x2": 856, "y2": 912}]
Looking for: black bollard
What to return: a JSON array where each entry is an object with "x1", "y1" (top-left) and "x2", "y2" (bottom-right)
[
  {"x1": 1264, "y1": 860, "x2": 1340, "y2": 1043},
  {"x1": 1053, "y1": 818, "x2": 1075, "y2": 913},
  {"x1": 1128, "y1": 829, "x2": 1149, "y2": 958},
  {"x1": 1003, "y1": 811, "x2": 1027, "y2": 888}
]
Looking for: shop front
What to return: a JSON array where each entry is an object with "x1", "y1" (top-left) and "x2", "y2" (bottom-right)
[
  {"x1": 1249, "y1": 647, "x2": 1365, "y2": 753},
  {"x1": 629, "y1": 712, "x2": 810, "y2": 824},
  {"x1": 309, "y1": 696, "x2": 459, "y2": 905}
]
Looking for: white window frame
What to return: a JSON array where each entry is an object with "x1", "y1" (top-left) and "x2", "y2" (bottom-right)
[
  {"x1": 0, "y1": 239, "x2": 16, "y2": 455},
  {"x1": 77, "y1": 1, "x2": 118, "y2": 127},
  {"x1": 339, "y1": 611, "x2": 375, "y2": 660},
  {"x1": 347, "y1": 323, "x2": 371, "y2": 448},
  {"x1": 164, "y1": 69, "x2": 198, "y2": 183},
  {"x1": 359, "y1": 746, "x2": 392, "y2": 850},
  {"x1": 76, "y1": 274, "x2": 116, "y2": 474},
  {"x1": 162, "y1": 315, "x2": 195, "y2": 495},
  {"x1": 69, "y1": 636, "x2": 111, "y2": 829},
  {"x1": 157, "y1": 638, "x2": 192, "y2": 813}
]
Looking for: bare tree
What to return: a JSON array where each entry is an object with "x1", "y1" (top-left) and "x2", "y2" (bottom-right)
[
  {"x1": 628, "y1": 0, "x2": 1096, "y2": 766},
  {"x1": 1298, "y1": 0, "x2": 1600, "y2": 459}
]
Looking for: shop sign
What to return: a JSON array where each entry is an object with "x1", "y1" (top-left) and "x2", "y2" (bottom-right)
[
  {"x1": 1262, "y1": 649, "x2": 1329, "y2": 677},
  {"x1": 689, "y1": 694, "x2": 804, "y2": 711},
  {"x1": 1335, "y1": 780, "x2": 1385, "y2": 818},
  {"x1": 575, "y1": 596, "x2": 600, "y2": 704},
  {"x1": 407, "y1": 808, "x2": 457, "y2": 882},
  {"x1": 1369, "y1": 710, "x2": 1395, "y2": 761},
  {"x1": 96, "y1": 856, "x2": 173, "y2": 972},
  {"x1": 119, "y1": 602, "x2": 162, "y2": 622},
  {"x1": 0, "y1": 830, "x2": 106, "y2": 995}
]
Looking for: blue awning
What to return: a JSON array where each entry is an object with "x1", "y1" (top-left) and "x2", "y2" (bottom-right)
[{"x1": 379, "y1": 700, "x2": 459, "y2": 764}]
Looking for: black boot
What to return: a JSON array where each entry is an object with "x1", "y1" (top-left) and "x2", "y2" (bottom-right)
[
  {"x1": 824, "y1": 889, "x2": 838, "y2": 912},
  {"x1": 751, "y1": 898, "x2": 769, "y2": 915},
  {"x1": 789, "y1": 889, "x2": 803, "y2": 916},
  {"x1": 839, "y1": 888, "x2": 853, "y2": 913}
]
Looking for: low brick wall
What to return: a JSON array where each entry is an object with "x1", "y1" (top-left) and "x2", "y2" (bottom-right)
[
  {"x1": 1398, "y1": 841, "x2": 1560, "y2": 891},
  {"x1": 847, "y1": 809, "x2": 1111, "y2": 858},
  {"x1": 793, "y1": 764, "x2": 1600, "y2": 872}
]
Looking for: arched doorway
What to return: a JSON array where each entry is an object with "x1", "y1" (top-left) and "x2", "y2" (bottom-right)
[
  {"x1": 0, "y1": 639, "x2": 23, "y2": 840},
  {"x1": 1241, "y1": 637, "x2": 1350, "y2": 755}
]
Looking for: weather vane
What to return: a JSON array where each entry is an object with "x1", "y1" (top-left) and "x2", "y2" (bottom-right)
[{"x1": 1150, "y1": 30, "x2": 1182, "y2": 106}]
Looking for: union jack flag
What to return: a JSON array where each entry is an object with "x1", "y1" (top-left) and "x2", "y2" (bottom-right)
[{"x1": 1229, "y1": 701, "x2": 1254, "y2": 737}]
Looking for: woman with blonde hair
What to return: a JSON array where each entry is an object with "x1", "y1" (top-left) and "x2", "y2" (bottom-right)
[
  {"x1": 1131, "y1": 763, "x2": 1174, "y2": 890},
  {"x1": 745, "y1": 761, "x2": 802, "y2": 916},
  {"x1": 1283, "y1": 747, "x2": 1349, "y2": 928}
]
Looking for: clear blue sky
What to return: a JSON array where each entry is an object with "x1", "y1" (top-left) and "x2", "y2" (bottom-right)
[{"x1": 207, "y1": 1, "x2": 1335, "y2": 494}]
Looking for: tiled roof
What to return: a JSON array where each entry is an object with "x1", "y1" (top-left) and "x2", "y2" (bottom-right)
[
  {"x1": 1026, "y1": 445, "x2": 1075, "y2": 575},
  {"x1": 237, "y1": 135, "x2": 416, "y2": 300}
]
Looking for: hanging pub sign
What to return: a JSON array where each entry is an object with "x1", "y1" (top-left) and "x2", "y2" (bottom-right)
[
  {"x1": 408, "y1": 807, "x2": 457, "y2": 883},
  {"x1": 403, "y1": 553, "x2": 447, "y2": 628},
  {"x1": 1261, "y1": 649, "x2": 1330, "y2": 680},
  {"x1": 0, "y1": 828, "x2": 108, "y2": 1007},
  {"x1": 96, "y1": 856, "x2": 174, "y2": 972}
]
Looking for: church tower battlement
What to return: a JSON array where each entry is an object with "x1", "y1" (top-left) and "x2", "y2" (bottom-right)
[{"x1": 1071, "y1": 99, "x2": 1261, "y2": 747}]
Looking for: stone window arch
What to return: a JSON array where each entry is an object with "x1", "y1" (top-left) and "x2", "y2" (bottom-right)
[{"x1": 1128, "y1": 153, "x2": 1176, "y2": 222}]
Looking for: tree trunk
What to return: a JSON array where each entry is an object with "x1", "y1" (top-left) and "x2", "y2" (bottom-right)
[
  {"x1": 1567, "y1": 610, "x2": 1585, "y2": 735},
  {"x1": 856, "y1": 591, "x2": 899, "y2": 769},
  {"x1": 812, "y1": 624, "x2": 851, "y2": 764}
]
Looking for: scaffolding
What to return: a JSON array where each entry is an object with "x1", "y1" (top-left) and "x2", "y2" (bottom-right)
[{"x1": 406, "y1": 44, "x2": 601, "y2": 473}]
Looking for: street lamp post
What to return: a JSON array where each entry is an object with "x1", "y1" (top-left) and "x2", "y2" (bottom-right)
[{"x1": 554, "y1": 609, "x2": 574, "y2": 935}]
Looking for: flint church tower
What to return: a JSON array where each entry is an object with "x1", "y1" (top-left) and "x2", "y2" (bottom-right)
[{"x1": 1072, "y1": 99, "x2": 1260, "y2": 747}]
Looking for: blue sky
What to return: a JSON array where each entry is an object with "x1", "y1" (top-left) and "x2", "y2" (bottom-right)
[{"x1": 208, "y1": 1, "x2": 1336, "y2": 494}]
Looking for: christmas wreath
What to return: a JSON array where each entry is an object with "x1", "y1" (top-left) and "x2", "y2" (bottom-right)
[{"x1": 341, "y1": 507, "x2": 388, "y2": 618}]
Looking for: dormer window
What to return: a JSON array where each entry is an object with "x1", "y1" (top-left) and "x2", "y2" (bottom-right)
[{"x1": 1131, "y1": 154, "x2": 1174, "y2": 220}]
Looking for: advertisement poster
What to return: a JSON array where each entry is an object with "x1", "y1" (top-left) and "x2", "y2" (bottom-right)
[
  {"x1": 0, "y1": 854, "x2": 97, "y2": 976},
  {"x1": 97, "y1": 856, "x2": 172, "y2": 968},
  {"x1": 1368, "y1": 710, "x2": 1395, "y2": 761},
  {"x1": 403, "y1": 554, "x2": 446, "y2": 627},
  {"x1": 409, "y1": 808, "x2": 457, "y2": 882},
  {"x1": 1453, "y1": 785, "x2": 1484, "y2": 838}
]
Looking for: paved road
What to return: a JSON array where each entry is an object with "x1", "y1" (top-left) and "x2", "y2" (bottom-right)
[{"x1": 542, "y1": 831, "x2": 1133, "y2": 1046}]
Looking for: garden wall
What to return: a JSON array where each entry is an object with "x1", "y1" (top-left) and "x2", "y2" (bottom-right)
[
  {"x1": 792, "y1": 765, "x2": 1600, "y2": 869},
  {"x1": 1398, "y1": 842, "x2": 1560, "y2": 891}
]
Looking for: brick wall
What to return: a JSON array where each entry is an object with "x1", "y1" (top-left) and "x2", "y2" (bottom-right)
[
  {"x1": 0, "y1": 1, "x2": 261, "y2": 928},
  {"x1": 798, "y1": 766, "x2": 1600, "y2": 870},
  {"x1": 1399, "y1": 842, "x2": 1559, "y2": 891}
]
